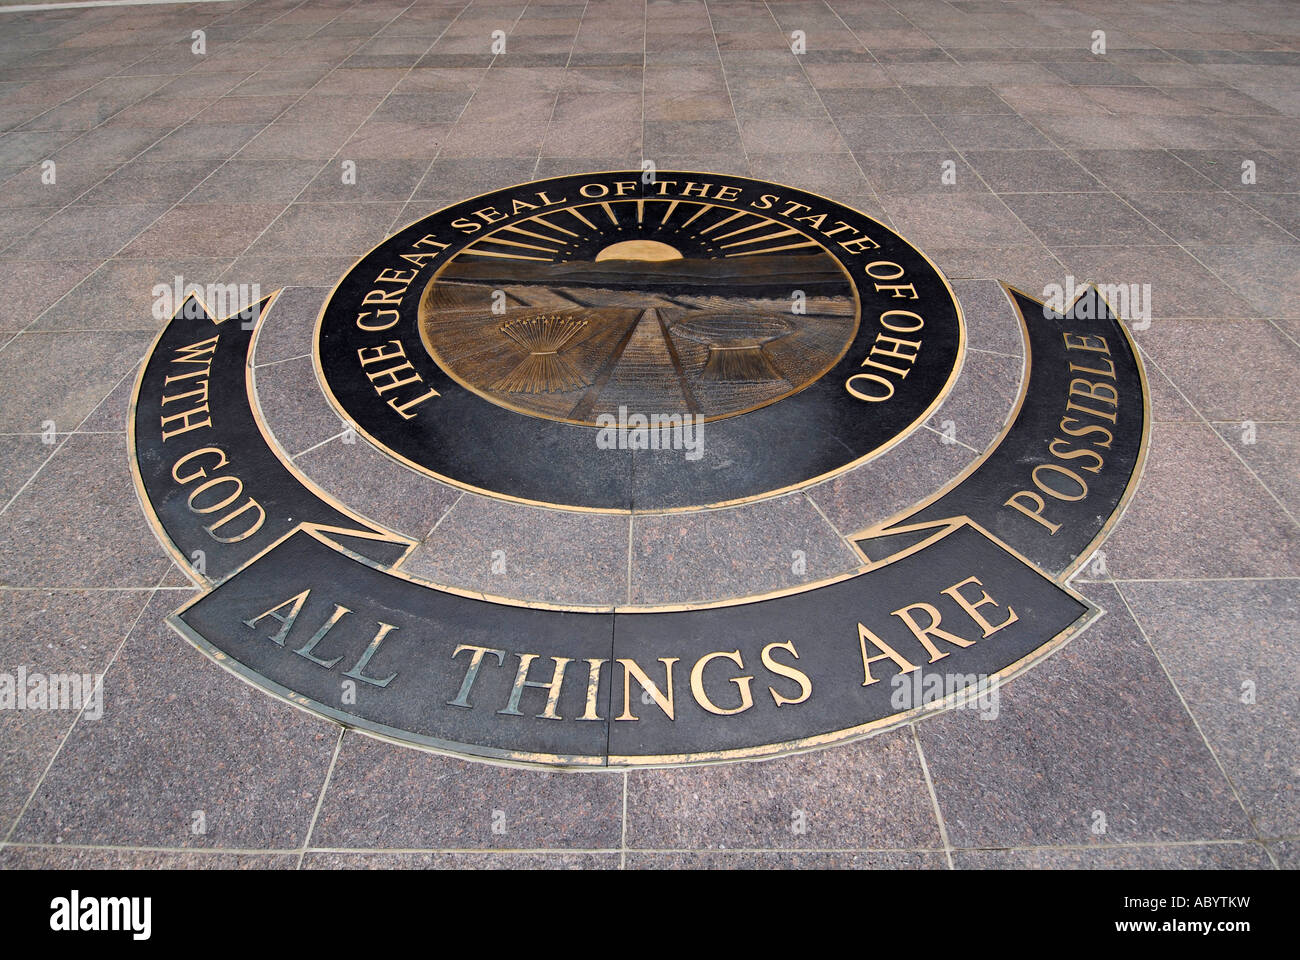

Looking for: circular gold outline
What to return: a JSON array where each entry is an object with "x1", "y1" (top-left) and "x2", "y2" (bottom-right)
[
  {"x1": 416, "y1": 197, "x2": 863, "y2": 427},
  {"x1": 312, "y1": 170, "x2": 968, "y2": 516}
]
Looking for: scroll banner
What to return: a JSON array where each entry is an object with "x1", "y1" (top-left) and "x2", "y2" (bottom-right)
[{"x1": 134, "y1": 286, "x2": 1147, "y2": 767}]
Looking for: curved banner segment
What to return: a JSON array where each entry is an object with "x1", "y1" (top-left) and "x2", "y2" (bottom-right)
[
  {"x1": 854, "y1": 285, "x2": 1149, "y2": 578},
  {"x1": 130, "y1": 295, "x2": 413, "y2": 585}
]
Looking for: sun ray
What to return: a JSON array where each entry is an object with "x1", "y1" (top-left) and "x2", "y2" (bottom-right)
[
  {"x1": 566, "y1": 206, "x2": 598, "y2": 230},
  {"x1": 529, "y1": 214, "x2": 579, "y2": 237},
  {"x1": 459, "y1": 247, "x2": 555, "y2": 262},
  {"x1": 698, "y1": 211, "x2": 746, "y2": 235},
  {"x1": 679, "y1": 203, "x2": 713, "y2": 229},
  {"x1": 724, "y1": 240, "x2": 819, "y2": 258},
  {"x1": 476, "y1": 235, "x2": 562, "y2": 254},
  {"x1": 720, "y1": 227, "x2": 800, "y2": 249},
  {"x1": 501, "y1": 224, "x2": 570, "y2": 244},
  {"x1": 712, "y1": 219, "x2": 775, "y2": 241}
]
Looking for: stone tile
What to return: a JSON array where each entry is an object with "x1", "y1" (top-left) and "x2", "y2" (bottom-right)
[
  {"x1": 251, "y1": 285, "x2": 326, "y2": 366},
  {"x1": 302, "y1": 852, "x2": 618, "y2": 868},
  {"x1": 993, "y1": 84, "x2": 1115, "y2": 116},
  {"x1": 0, "y1": 160, "x2": 118, "y2": 208},
  {"x1": 0, "y1": 589, "x2": 151, "y2": 834},
  {"x1": 182, "y1": 157, "x2": 323, "y2": 204},
  {"x1": 837, "y1": 115, "x2": 945, "y2": 153},
  {"x1": 0, "y1": 259, "x2": 95, "y2": 333},
  {"x1": 4, "y1": 203, "x2": 166, "y2": 259},
  {"x1": 550, "y1": 92, "x2": 641, "y2": 125},
  {"x1": 1126, "y1": 191, "x2": 1295, "y2": 244},
  {"x1": 0, "y1": 434, "x2": 55, "y2": 506},
  {"x1": 560, "y1": 67, "x2": 643, "y2": 96},
  {"x1": 76, "y1": 158, "x2": 217, "y2": 205},
  {"x1": 0, "y1": 206, "x2": 55, "y2": 253},
  {"x1": 1099, "y1": 424, "x2": 1300, "y2": 579},
  {"x1": 540, "y1": 117, "x2": 641, "y2": 159},
  {"x1": 931, "y1": 114, "x2": 1053, "y2": 150},
  {"x1": 300, "y1": 157, "x2": 428, "y2": 201},
  {"x1": 1044, "y1": 62, "x2": 1144, "y2": 85},
  {"x1": 29, "y1": 257, "x2": 230, "y2": 331},
  {"x1": 950, "y1": 279, "x2": 1026, "y2": 356},
  {"x1": 0, "y1": 433, "x2": 169, "y2": 588},
  {"x1": 1171, "y1": 149, "x2": 1300, "y2": 193},
  {"x1": 121, "y1": 202, "x2": 287, "y2": 259},
  {"x1": 818, "y1": 87, "x2": 923, "y2": 118},
  {"x1": 1183, "y1": 244, "x2": 1300, "y2": 318},
  {"x1": 1273, "y1": 839, "x2": 1298, "y2": 867},
  {"x1": 48, "y1": 126, "x2": 164, "y2": 165},
  {"x1": 966, "y1": 149, "x2": 1103, "y2": 193},
  {"x1": 137, "y1": 121, "x2": 265, "y2": 162},
  {"x1": 458, "y1": 87, "x2": 557, "y2": 125},
  {"x1": 410, "y1": 156, "x2": 539, "y2": 204},
  {"x1": 1000, "y1": 192, "x2": 1169, "y2": 246},
  {"x1": 1052, "y1": 245, "x2": 1251, "y2": 320},
  {"x1": 0, "y1": 130, "x2": 80, "y2": 166},
  {"x1": 902, "y1": 84, "x2": 1015, "y2": 115},
  {"x1": 878, "y1": 192, "x2": 1034, "y2": 247},
  {"x1": 407, "y1": 492, "x2": 628, "y2": 607},
  {"x1": 294, "y1": 434, "x2": 461, "y2": 543},
  {"x1": 76, "y1": 360, "x2": 141, "y2": 433},
  {"x1": 1210, "y1": 421, "x2": 1300, "y2": 516},
  {"x1": 1080, "y1": 84, "x2": 1199, "y2": 115},
  {"x1": 0, "y1": 329, "x2": 150, "y2": 433},
  {"x1": 9, "y1": 592, "x2": 338, "y2": 848},
  {"x1": 803, "y1": 62, "x2": 892, "y2": 88},
  {"x1": 436, "y1": 120, "x2": 548, "y2": 158},
  {"x1": 746, "y1": 152, "x2": 872, "y2": 199},
  {"x1": 630, "y1": 494, "x2": 859, "y2": 605},
  {"x1": 853, "y1": 149, "x2": 985, "y2": 195},
  {"x1": 643, "y1": 120, "x2": 743, "y2": 156},
  {"x1": 1134, "y1": 115, "x2": 1267, "y2": 150},
  {"x1": 1135, "y1": 344, "x2": 1200, "y2": 422},
  {"x1": 238, "y1": 120, "x2": 359, "y2": 159},
  {"x1": 1236, "y1": 193, "x2": 1299, "y2": 240},
  {"x1": 253, "y1": 355, "x2": 348, "y2": 458},
  {"x1": 244, "y1": 201, "x2": 405, "y2": 258},
  {"x1": 1135, "y1": 320, "x2": 1300, "y2": 421},
  {"x1": 808, "y1": 426, "x2": 976, "y2": 535},
  {"x1": 729, "y1": 83, "x2": 826, "y2": 122},
  {"x1": 919, "y1": 582, "x2": 1253, "y2": 847},
  {"x1": 277, "y1": 94, "x2": 385, "y2": 129},
  {"x1": 0, "y1": 847, "x2": 295, "y2": 869},
  {"x1": 219, "y1": 255, "x2": 357, "y2": 292},
  {"x1": 1029, "y1": 115, "x2": 1150, "y2": 151},
  {"x1": 954, "y1": 843, "x2": 1273, "y2": 869},
  {"x1": 1226, "y1": 115, "x2": 1300, "y2": 151},
  {"x1": 625, "y1": 731, "x2": 942, "y2": 850},
  {"x1": 927, "y1": 243, "x2": 1063, "y2": 289},
  {"x1": 190, "y1": 95, "x2": 299, "y2": 126},
  {"x1": 926, "y1": 350, "x2": 1022, "y2": 451},
  {"x1": 309, "y1": 732, "x2": 623, "y2": 849},
  {"x1": 627, "y1": 851, "x2": 947, "y2": 868},
  {"x1": 1121, "y1": 580, "x2": 1299, "y2": 836}
]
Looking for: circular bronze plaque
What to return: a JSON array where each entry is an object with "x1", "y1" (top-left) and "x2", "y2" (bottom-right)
[{"x1": 317, "y1": 171, "x2": 964, "y2": 512}]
